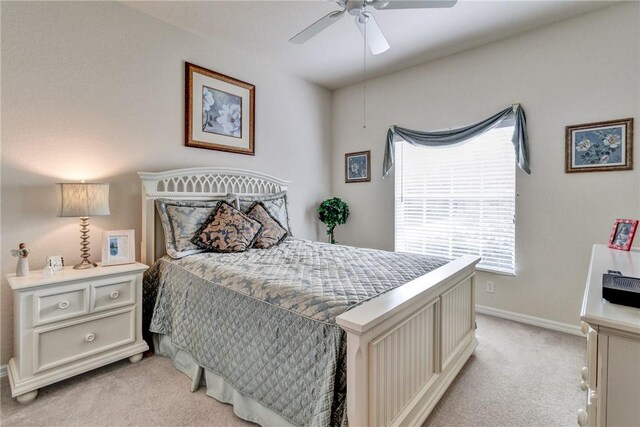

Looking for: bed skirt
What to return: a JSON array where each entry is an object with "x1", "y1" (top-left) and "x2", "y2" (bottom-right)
[{"x1": 153, "y1": 333, "x2": 296, "y2": 427}]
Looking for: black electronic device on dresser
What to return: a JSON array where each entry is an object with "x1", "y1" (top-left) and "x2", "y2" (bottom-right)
[{"x1": 602, "y1": 270, "x2": 640, "y2": 309}]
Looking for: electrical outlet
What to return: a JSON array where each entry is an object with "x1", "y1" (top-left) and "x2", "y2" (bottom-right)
[{"x1": 486, "y1": 281, "x2": 495, "y2": 293}]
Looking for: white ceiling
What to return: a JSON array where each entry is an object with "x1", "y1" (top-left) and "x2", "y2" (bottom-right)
[{"x1": 124, "y1": 0, "x2": 615, "y2": 90}]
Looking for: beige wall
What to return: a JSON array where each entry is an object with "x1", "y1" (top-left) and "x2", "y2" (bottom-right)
[
  {"x1": 330, "y1": 3, "x2": 640, "y2": 327},
  {"x1": 0, "y1": 1, "x2": 332, "y2": 365}
]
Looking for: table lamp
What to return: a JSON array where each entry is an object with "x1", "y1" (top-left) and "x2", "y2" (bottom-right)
[{"x1": 59, "y1": 182, "x2": 110, "y2": 269}]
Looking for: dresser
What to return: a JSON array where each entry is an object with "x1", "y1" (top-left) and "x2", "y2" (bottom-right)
[
  {"x1": 579, "y1": 245, "x2": 640, "y2": 427},
  {"x1": 7, "y1": 263, "x2": 149, "y2": 404}
]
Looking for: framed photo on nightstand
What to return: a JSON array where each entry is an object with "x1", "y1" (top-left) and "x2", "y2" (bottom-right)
[
  {"x1": 102, "y1": 230, "x2": 135, "y2": 266},
  {"x1": 607, "y1": 219, "x2": 638, "y2": 251}
]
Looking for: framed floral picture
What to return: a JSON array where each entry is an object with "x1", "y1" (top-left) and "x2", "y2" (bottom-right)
[
  {"x1": 565, "y1": 118, "x2": 633, "y2": 173},
  {"x1": 185, "y1": 62, "x2": 255, "y2": 155},
  {"x1": 345, "y1": 150, "x2": 371, "y2": 183},
  {"x1": 607, "y1": 219, "x2": 638, "y2": 251}
]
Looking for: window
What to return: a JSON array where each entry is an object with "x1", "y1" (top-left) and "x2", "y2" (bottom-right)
[{"x1": 394, "y1": 124, "x2": 516, "y2": 274}]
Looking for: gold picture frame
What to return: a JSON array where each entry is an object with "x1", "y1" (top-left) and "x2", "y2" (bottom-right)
[
  {"x1": 565, "y1": 118, "x2": 633, "y2": 173},
  {"x1": 185, "y1": 62, "x2": 255, "y2": 155}
]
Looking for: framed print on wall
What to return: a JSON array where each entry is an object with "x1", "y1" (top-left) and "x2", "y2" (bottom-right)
[
  {"x1": 607, "y1": 219, "x2": 638, "y2": 251},
  {"x1": 345, "y1": 150, "x2": 371, "y2": 183},
  {"x1": 185, "y1": 62, "x2": 255, "y2": 155},
  {"x1": 565, "y1": 118, "x2": 633, "y2": 173},
  {"x1": 102, "y1": 230, "x2": 135, "y2": 266}
]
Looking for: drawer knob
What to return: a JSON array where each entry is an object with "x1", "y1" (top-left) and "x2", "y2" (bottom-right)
[
  {"x1": 110, "y1": 291, "x2": 120, "y2": 299},
  {"x1": 580, "y1": 380, "x2": 588, "y2": 391},
  {"x1": 581, "y1": 366, "x2": 588, "y2": 381},
  {"x1": 577, "y1": 409, "x2": 588, "y2": 426},
  {"x1": 58, "y1": 300, "x2": 70, "y2": 310},
  {"x1": 85, "y1": 333, "x2": 96, "y2": 342}
]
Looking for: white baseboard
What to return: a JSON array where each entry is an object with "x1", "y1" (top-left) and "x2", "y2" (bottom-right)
[
  {"x1": 1, "y1": 364, "x2": 7, "y2": 378},
  {"x1": 476, "y1": 305, "x2": 583, "y2": 337}
]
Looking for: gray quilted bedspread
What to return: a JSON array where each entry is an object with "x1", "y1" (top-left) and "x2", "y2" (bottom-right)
[{"x1": 143, "y1": 238, "x2": 447, "y2": 427}]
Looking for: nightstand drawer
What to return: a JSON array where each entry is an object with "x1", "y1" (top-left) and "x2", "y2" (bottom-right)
[
  {"x1": 34, "y1": 307, "x2": 135, "y2": 373},
  {"x1": 91, "y1": 275, "x2": 136, "y2": 313},
  {"x1": 34, "y1": 284, "x2": 90, "y2": 326}
]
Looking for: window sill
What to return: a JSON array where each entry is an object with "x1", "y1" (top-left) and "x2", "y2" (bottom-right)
[{"x1": 475, "y1": 266, "x2": 515, "y2": 277}]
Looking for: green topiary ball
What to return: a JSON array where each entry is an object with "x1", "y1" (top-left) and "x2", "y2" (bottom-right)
[{"x1": 318, "y1": 197, "x2": 350, "y2": 244}]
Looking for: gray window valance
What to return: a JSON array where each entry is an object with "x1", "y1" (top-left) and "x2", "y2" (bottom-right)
[{"x1": 383, "y1": 104, "x2": 531, "y2": 178}]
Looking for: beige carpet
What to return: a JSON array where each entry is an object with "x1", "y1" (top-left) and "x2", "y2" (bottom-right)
[{"x1": 1, "y1": 314, "x2": 585, "y2": 426}]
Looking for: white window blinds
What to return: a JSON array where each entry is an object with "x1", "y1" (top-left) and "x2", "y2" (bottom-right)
[{"x1": 394, "y1": 125, "x2": 516, "y2": 274}]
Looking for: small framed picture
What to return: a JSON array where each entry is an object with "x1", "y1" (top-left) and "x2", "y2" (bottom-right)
[
  {"x1": 345, "y1": 150, "x2": 371, "y2": 183},
  {"x1": 607, "y1": 219, "x2": 638, "y2": 251},
  {"x1": 565, "y1": 118, "x2": 633, "y2": 173},
  {"x1": 102, "y1": 230, "x2": 135, "y2": 266},
  {"x1": 46, "y1": 255, "x2": 64, "y2": 271}
]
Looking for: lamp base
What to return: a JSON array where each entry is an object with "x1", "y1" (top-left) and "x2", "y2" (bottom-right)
[
  {"x1": 73, "y1": 259, "x2": 98, "y2": 270},
  {"x1": 74, "y1": 217, "x2": 98, "y2": 270}
]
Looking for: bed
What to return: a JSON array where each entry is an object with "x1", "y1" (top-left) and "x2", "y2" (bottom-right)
[{"x1": 139, "y1": 167, "x2": 480, "y2": 427}]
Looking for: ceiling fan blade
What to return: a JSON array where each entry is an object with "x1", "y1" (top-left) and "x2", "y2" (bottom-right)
[
  {"x1": 355, "y1": 12, "x2": 390, "y2": 55},
  {"x1": 290, "y1": 9, "x2": 346, "y2": 44},
  {"x1": 371, "y1": 0, "x2": 457, "y2": 10}
]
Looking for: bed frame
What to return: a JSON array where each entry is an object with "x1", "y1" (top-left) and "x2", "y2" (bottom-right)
[{"x1": 139, "y1": 167, "x2": 480, "y2": 427}]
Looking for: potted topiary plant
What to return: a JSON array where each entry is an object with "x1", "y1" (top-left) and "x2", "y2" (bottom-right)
[{"x1": 318, "y1": 197, "x2": 350, "y2": 244}]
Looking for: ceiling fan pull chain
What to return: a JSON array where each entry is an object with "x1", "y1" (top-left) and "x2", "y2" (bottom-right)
[{"x1": 363, "y1": 10, "x2": 367, "y2": 129}]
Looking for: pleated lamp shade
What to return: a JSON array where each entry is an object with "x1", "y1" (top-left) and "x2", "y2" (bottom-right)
[
  {"x1": 58, "y1": 183, "x2": 110, "y2": 269},
  {"x1": 59, "y1": 183, "x2": 110, "y2": 217}
]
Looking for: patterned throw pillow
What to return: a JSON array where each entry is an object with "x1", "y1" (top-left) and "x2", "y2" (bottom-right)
[
  {"x1": 227, "y1": 191, "x2": 293, "y2": 235},
  {"x1": 191, "y1": 202, "x2": 262, "y2": 253},
  {"x1": 155, "y1": 198, "x2": 233, "y2": 259},
  {"x1": 247, "y1": 202, "x2": 288, "y2": 249}
]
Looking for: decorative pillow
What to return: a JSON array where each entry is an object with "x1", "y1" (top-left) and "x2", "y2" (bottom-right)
[
  {"x1": 155, "y1": 198, "x2": 234, "y2": 259},
  {"x1": 191, "y1": 202, "x2": 262, "y2": 253},
  {"x1": 227, "y1": 191, "x2": 293, "y2": 235},
  {"x1": 247, "y1": 202, "x2": 288, "y2": 249}
]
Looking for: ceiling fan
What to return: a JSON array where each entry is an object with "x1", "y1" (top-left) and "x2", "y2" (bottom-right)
[{"x1": 289, "y1": 1, "x2": 458, "y2": 55}]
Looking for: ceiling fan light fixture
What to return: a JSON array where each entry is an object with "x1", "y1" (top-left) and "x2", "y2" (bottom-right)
[{"x1": 356, "y1": 12, "x2": 370, "y2": 25}]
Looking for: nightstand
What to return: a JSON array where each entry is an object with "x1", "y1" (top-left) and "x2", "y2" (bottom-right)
[{"x1": 7, "y1": 262, "x2": 149, "y2": 404}]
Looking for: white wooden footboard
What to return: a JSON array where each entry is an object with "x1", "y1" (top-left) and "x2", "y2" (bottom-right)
[{"x1": 336, "y1": 255, "x2": 479, "y2": 427}]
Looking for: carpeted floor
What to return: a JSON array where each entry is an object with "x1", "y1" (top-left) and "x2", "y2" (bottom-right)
[
  {"x1": 425, "y1": 315, "x2": 585, "y2": 426},
  {"x1": 1, "y1": 314, "x2": 586, "y2": 426}
]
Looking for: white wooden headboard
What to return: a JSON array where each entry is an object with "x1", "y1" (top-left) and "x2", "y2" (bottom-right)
[{"x1": 138, "y1": 167, "x2": 290, "y2": 265}]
